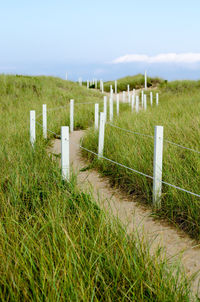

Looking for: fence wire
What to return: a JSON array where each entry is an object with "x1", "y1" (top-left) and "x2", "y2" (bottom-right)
[
  {"x1": 107, "y1": 122, "x2": 200, "y2": 154},
  {"x1": 34, "y1": 107, "x2": 200, "y2": 199}
]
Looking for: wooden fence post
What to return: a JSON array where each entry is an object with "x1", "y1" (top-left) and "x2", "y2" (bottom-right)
[
  {"x1": 104, "y1": 96, "x2": 107, "y2": 123},
  {"x1": 70, "y1": 99, "x2": 74, "y2": 132},
  {"x1": 153, "y1": 126, "x2": 164, "y2": 208},
  {"x1": 144, "y1": 94, "x2": 147, "y2": 111},
  {"x1": 136, "y1": 96, "x2": 139, "y2": 113},
  {"x1": 156, "y1": 93, "x2": 159, "y2": 105},
  {"x1": 95, "y1": 103, "x2": 99, "y2": 129},
  {"x1": 141, "y1": 90, "x2": 144, "y2": 107},
  {"x1": 30, "y1": 110, "x2": 36, "y2": 146},
  {"x1": 61, "y1": 126, "x2": 70, "y2": 181},
  {"x1": 98, "y1": 113, "x2": 105, "y2": 158},
  {"x1": 123, "y1": 91, "x2": 125, "y2": 102},
  {"x1": 42, "y1": 104, "x2": 47, "y2": 139},
  {"x1": 116, "y1": 94, "x2": 119, "y2": 116},
  {"x1": 115, "y1": 80, "x2": 117, "y2": 94},
  {"x1": 150, "y1": 92, "x2": 153, "y2": 106},
  {"x1": 131, "y1": 94, "x2": 135, "y2": 112},
  {"x1": 109, "y1": 97, "x2": 113, "y2": 122}
]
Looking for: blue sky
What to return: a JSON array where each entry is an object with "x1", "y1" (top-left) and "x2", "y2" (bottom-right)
[{"x1": 1, "y1": 0, "x2": 200, "y2": 80}]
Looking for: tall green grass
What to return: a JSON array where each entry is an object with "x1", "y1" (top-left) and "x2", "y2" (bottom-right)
[
  {"x1": 83, "y1": 74, "x2": 164, "y2": 92},
  {"x1": 0, "y1": 75, "x2": 194, "y2": 300},
  {"x1": 82, "y1": 81, "x2": 200, "y2": 240}
]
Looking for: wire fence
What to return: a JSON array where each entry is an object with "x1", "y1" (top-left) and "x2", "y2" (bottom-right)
[
  {"x1": 107, "y1": 122, "x2": 200, "y2": 154},
  {"x1": 35, "y1": 115, "x2": 200, "y2": 199}
]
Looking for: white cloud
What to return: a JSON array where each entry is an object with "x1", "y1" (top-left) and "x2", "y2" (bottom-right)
[{"x1": 112, "y1": 53, "x2": 200, "y2": 64}]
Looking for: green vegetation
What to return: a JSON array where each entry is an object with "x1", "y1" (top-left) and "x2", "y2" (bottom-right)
[
  {"x1": 82, "y1": 80, "x2": 200, "y2": 240},
  {"x1": 83, "y1": 74, "x2": 164, "y2": 92},
  {"x1": 0, "y1": 75, "x2": 194, "y2": 300}
]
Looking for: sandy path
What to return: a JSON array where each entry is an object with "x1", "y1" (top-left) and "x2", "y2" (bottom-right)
[{"x1": 50, "y1": 130, "x2": 200, "y2": 297}]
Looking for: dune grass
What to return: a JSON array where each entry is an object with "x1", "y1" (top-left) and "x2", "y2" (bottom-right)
[
  {"x1": 82, "y1": 81, "x2": 200, "y2": 240},
  {"x1": 0, "y1": 75, "x2": 194, "y2": 301}
]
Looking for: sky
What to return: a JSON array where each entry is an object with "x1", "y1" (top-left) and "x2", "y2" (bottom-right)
[{"x1": 1, "y1": 0, "x2": 200, "y2": 80}]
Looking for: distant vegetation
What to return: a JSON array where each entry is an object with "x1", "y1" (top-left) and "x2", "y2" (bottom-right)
[
  {"x1": 83, "y1": 74, "x2": 165, "y2": 91},
  {"x1": 103, "y1": 74, "x2": 164, "y2": 92},
  {"x1": 82, "y1": 80, "x2": 200, "y2": 240},
  {"x1": 0, "y1": 75, "x2": 192, "y2": 301}
]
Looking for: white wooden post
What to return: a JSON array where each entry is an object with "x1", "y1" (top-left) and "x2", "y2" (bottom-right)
[
  {"x1": 153, "y1": 126, "x2": 163, "y2": 207},
  {"x1": 136, "y1": 96, "x2": 139, "y2": 113},
  {"x1": 144, "y1": 94, "x2": 147, "y2": 111},
  {"x1": 115, "y1": 80, "x2": 117, "y2": 94},
  {"x1": 131, "y1": 94, "x2": 135, "y2": 112},
  {"x1": 116, "y1": 94, "x2": 119, "y2": 116},
  {"x1": 98, "y1": 112, "x2": 105, "y2": 158},
  {"x1": 95, "y1": 103, "x2": 99, "y2": 129},
  {"x1": 104, "y1": 96, "x2": 107, "y2": 123},
  {"x1": 87, "y1": 80, "x2": 89, "y2": 89},
  {"x1": 61, "y1": 126, "x2": 70, "y2": 181},
  {"x1": 127, "y1": 84, "x2": 130, "y2": 94},
  {"x1": 141, "y1": 90, "x2": 144, "y2": 107},
  {"x1": 30, "y1": 110, "x2": 36, "y2": 146},
  {"x1": 128, "y1": 93, "x2": 131, "y2": 104},
  {"x1": 70, "y1": 99, "x2": 74, "y2": 132},
  {"x1": 110, "y1": 85, "x2": 112, "y2": 94},
  {"x1": 109, "y1": 97, "x2": 113, "y2": 122},
  {"x1": 144, "y1": 71, "x2": 147, "y2": 90},
  {"x1": 42, "y1": 104, "x2": 47, "y2": 139},
  {"x1": 101, "y1": 81, "x2": 104, "y2": 93},
  {"x1": 150, "y1": 92, "x2": 153, "y2": 106},
  {"x1": 156, "y1": 93, "x2": 159, "y2": 105},
  {"x1": 122, "y1": 91, "x2": 125, "y2": 102}
]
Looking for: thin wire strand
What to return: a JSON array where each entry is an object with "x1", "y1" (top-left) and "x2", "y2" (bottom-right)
[
  {"x1": 107, "y1": 123, "x2": 200, "y2": 154},
  {"x1": 35, "y1": 121, "x2": 61, "y2": 138},
  {"x1": 107, "y1": 123, "x2": 154, "y2": 139},
  {"x1": 35, "y1": 120, "x2": 200, "y2": 198}
]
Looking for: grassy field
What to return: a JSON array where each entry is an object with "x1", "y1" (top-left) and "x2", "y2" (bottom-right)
[
  {"x1": 0, "y1": 75, "x2": 194, "y2": 301},
  {"x1": 82, "y1": 80, "x2": 200, "y2": 241},
  {"x1": 83, "y1": 74, "x2": 164, "y2": 92}
]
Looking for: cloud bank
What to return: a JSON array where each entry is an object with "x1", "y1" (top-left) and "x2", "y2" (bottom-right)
[{"x1": 112, "y1": 53, "x2": 200, "y2": 64}]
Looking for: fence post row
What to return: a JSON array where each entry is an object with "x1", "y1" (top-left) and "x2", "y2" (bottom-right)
[
  {"x1": 61, "y1": 126, "x2": 70, "y2": 181},
  {"x1": 156, "y1": 93, "x2": 159, "y2": 105},
  {"x1": 42, "y1": 104, "x2": 47, "y2": 139},
  {"x1": 144, "y1": 94, "x2": 147, "y2": 111},
  {"x1": 116, "y1": 94, "x2": 119, "y2": 116},
  {"x1": 150, "y1": 92, "x2": 153, "y2": 106},
  {"x1": 70, "y1": 99, "x2": 74, "y2": 132},
  {"x1": 101, "y1": 81, "x2": 104, "y2": 93},
  {"x1": 104, "y1": 96, "x2": 107, "y2": 123},
  {"x1": 131, "y1": 94, "x2": 135, "y2": 112},
  {"x1": 153, "y1": 126, "x2": 163, "y2": 208},
  {"x1": 98, "y1": 112, "x2": 105, "y2": 158},
  {"x1": 136, "y1": 96, "x2": 139, "y2": 113},
  {"x1": 109, "y1": 97, "x2": 113, "y2": 122},
  {"x1": 123, "y1": 91, "x2": 125, "y2": 102},
  {"x1": 30, "y1": 110, "x2": 36, "y2": 147},
  {"x1": 141, "y1": 90, "x2": 144, "y2": 107},
  {"x1": 95, "y1": 103, "x2": 99, "y2": 129},
  {"x1": 115, "y1": 80, "x2": 117, "y2": 94}
]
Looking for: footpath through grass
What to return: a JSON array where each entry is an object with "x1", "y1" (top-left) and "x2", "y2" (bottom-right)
[
  {"x1": 0, "y1": 75, "x2": 193, "y2": 301},
  {"x1": 82, "y1": 80, "x2": 200, "y2": 241}
]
